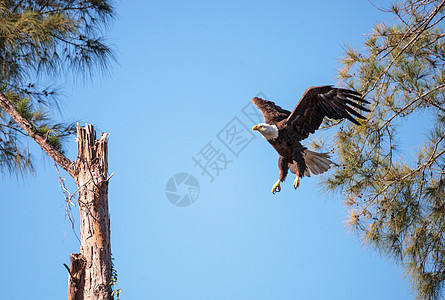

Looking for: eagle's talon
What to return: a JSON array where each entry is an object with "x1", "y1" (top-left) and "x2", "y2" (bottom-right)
[
  {"x1": 293, "y1": 177, "x2": 300, "y2": 189},
  {"x1": 271, "y1": 180, "x2": 281, "y2": 194}
]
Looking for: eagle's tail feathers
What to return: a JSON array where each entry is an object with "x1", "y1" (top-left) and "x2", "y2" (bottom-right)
[
  {"x1": 303, "y1": 150, "x2": 332, "y2": 177},
  {"x1": 288, "y1": 150, "x2": 332, "y2": 177}
]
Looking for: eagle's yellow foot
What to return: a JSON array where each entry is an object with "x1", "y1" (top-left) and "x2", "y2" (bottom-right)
[
  {"x1": 293, "y1": 177, "x2": 300, "y2": 189},
  {"x1": 271, "y1": 180, "x2": 281, "y2": 194}
]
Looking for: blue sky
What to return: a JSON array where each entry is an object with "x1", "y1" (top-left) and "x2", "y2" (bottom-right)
[{"x1": 1, "y1": 1, "x2": 415, "y2": 299}]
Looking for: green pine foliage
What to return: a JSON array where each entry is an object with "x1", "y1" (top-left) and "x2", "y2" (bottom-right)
[
  {"x1": 324, "y1": 1, "x2": 445, "y2": 298},
  {"x1": 0, "y1": 0, "x2": 115, "y2": 175}
]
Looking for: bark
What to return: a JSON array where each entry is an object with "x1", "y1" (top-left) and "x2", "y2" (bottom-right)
[
  {"x1": 72, "y1": 124, "x2": 113, "y2": 300},
  {"x1": 0, "y1": 91, "x2": 113, "y2": 299}
]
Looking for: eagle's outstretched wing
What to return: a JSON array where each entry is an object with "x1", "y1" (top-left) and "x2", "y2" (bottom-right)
[
  {"x1": 250, "y1": 97, "x2": 291, "y2": 124},
  {"x1": 286, "y1": 85, "x2": 370, "y2": 139}
]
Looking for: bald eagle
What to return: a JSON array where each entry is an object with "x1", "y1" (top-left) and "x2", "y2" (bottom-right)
[{"x1": 251, "y1": 85, "x2": 369, "y2": 193}]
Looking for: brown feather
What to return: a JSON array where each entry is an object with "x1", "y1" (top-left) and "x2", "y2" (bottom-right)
[
  {"x1": 250, "y1": 97, "x2": 291, "y2": 124},
  {"x1": 285, "y1": 86, "x2": 368, "y2": 138}
]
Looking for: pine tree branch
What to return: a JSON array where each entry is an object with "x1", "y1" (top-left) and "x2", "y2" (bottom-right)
[
  {"x1": 37, "y1": 0, "x2": 51, "y2": 13},
  {"x1": 0, "y1": 90, "x2": 75, "y2": 177},
  {"x1": 0, "y1": 123, "x2": 27, "y2": 136},
  {"x1": 364, "y1": 0, "x2": 445, "y2": 98},
  {"x1": 11, "y1": 0, "x2": 25, "y2": 13},
  {"x1": 378, "y1": 83, "x2": 445, "y2": 130},
  {"x1": 333, "y1": 1, "x2": 445, "y2": 297},
  {"x1": 44, "y1": 4, "x2": 97, "y2": 14},
  {"x1": 365, "y1": 140, "x2": 445, "y2": 212}
]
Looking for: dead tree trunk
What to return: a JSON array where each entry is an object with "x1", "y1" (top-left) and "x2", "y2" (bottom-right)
[
  {"x1": 66, "y1": 254, "x2": 86, "y2": 300},
  {"x1": 67, "y1": 124, "x2": 113, "y2": 300},
  {"x1": 1, "y1": 89, "x2": 114, "y2": 300}
]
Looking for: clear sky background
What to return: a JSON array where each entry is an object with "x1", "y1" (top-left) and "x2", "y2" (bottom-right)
[{"x1": 1, "y1": 1, "x2": 417, "y2": 299}]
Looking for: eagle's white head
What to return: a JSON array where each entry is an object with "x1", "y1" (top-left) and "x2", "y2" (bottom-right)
[{"x1": 252, "y1": 123, "x2": 279, "y2": 140}]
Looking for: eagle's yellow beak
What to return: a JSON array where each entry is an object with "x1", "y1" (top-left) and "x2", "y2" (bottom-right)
[{"x1": 252, "y1": 125, "x2": 260, "y2": 131}]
